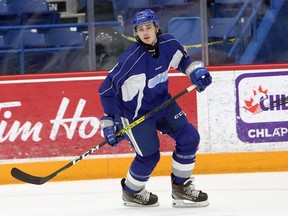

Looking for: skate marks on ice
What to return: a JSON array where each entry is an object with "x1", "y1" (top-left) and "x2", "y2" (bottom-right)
[{"x1": 0, "y1": 172, "x2": 287, "y2": 216}]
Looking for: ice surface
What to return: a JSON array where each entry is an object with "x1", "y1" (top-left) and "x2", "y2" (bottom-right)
[{"x1": 1, "y1": 172, "x2": 287, "y2": 216}]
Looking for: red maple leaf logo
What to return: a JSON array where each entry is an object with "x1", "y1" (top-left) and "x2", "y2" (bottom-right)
[{"x1": 243, "y1": 86, "x2": 268, "y2": 114}]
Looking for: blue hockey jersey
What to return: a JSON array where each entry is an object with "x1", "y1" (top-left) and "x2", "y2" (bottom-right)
[{"x1": 98, "y1": 33, "x2": 196, "y2": 120}]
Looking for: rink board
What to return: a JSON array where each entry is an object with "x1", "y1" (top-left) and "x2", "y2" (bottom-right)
[
  {"x1": 1, "y1": 151, "x2": 288, "y2": 184},
  {"x1": 0, "y1": 64, "x2": 288, "y2": 184},
  {"x1": 0, "y1": 71, "x2": 196, "y2": 160}
]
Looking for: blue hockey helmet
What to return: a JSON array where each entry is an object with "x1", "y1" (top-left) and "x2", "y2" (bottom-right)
[{"x1": 132, "y1": 9, "x2": 159, "y2": 35}]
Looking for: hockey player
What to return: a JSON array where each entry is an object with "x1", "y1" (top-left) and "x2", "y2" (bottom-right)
[{"x1": 98, "y1": 9, "x2": 212, "y2": 207}]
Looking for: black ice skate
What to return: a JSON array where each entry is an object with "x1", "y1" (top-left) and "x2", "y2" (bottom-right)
[
  {"x1": 121, "y1": 178, "x2": 159, "y2": 207},
  {"x1": 171, "y1": 174, "x2": 209, "y2": 208}
]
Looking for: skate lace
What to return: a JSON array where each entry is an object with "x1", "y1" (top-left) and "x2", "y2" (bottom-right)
[
  {"x1": 135, "y1": 189, "x2": 150, "y2": 202},
  {"x1": 184, "y1": 180, "x2": 200, "y2": 198}
]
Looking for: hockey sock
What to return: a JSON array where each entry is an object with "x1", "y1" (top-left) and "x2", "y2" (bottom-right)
[
  {"x1": 124, "y1": 184, "x2": 140, "y2": 193},
  {"x1": 173, "y1": 175, "x2": 188, "y2": 185}
]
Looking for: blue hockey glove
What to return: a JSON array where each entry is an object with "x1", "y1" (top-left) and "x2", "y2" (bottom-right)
[
  {"x1": 100, "y1": 115, "x2": 125, "y2": 147},
  {"x1": 189, "y1": 67, "x2": 212, "y2": 92}
]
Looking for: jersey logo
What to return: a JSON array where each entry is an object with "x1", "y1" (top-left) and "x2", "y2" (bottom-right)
[
  {"x1": 174, "y1": 110, "x2": 186, "y2": 119},
  {"x1": 155, "y1": 66, "x2": 162, "y2": 70},
  {"x1": 148, "y1": 70, "x2": 168, "y2": 89}
]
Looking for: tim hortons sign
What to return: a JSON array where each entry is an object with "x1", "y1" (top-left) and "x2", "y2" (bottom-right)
[{"x1": 0, "y1": 72, "x2": 197, "y2": 160}]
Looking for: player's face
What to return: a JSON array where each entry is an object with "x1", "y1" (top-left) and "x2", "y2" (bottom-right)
[{"x1": 136, "y1": 22, "x2": 158, "y2": 45}]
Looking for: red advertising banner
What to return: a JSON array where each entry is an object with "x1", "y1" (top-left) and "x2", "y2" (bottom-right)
[{"x1": 0, "y1": 71, "x2": 197, "y2": 160}]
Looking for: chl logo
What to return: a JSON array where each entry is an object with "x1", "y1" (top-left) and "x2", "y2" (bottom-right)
[{"x1": 243, "y1": 85, "x2": 288, "y2": 114}]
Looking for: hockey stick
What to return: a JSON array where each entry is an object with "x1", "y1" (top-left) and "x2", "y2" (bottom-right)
[{"x1": 11, "y1": 85, "x2": 197, "y2": 185}]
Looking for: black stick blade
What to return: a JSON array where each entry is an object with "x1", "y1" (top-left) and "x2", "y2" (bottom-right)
[{"x1": 11, "y1": 168, "x2": 53, "y2": 185}]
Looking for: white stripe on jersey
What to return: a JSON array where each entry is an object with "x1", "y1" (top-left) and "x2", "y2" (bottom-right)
[{"x1": 120, "y1": 116, "x2": 144, "y2": 156}]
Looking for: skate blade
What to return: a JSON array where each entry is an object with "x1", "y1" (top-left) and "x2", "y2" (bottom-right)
[
  {"x1": 172, "y1": 199, "x2": 209, "y2": 208},
  {"x1": 123, "y1": 201, "x2": 160, "y2": 207}
]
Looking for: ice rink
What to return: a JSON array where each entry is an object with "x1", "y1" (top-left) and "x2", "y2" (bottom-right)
[{"x1": 1, "y1": 172, "x2": 287, "y2": 216}]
